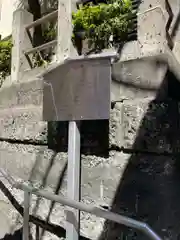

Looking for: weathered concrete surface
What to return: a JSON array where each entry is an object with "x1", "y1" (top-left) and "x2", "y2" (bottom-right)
[
  {"x1": 1, "y1": 92, "x2": 180, "y2": 239},
  {"x1": 0, "y1": 106, "x2": 46, "y2": 143},
  {"x1": 112, "y1": 57, "x2": 168, "y2": 90},
  {"x1": 0, "y1": 145, "x2": 128, "y2": 239},
  {"x1": 0, "y1": 55, "x2": 168, "y2": 110},
  {"x1": 1, "y1": 76, "x2": 180, "y2": 239},
  {"x1": 0, "y1": 78, "x2": 42, "y2": 109},
  {"x1": 0, "y1": 141, "x2": 126, "y2": 193},
  {"x1": 2, "y1": 97, "x2": 178, "y2": 154},
  {"x1": 139, "y1": 0, "x2": 169, "y2": 20},
  {"x1": 99, "y1": 154, "x2": 180, "y2": 240},
  {"x1": 121, "y1": 99, "x2": 180, "y2": 153},
  {"x1": 1, "y1": 149, "x2": 180, "y2": 239},
  {"x1": 1, "y1": 0, "x2": 180, "y2": 239},
  {"x1": 0, "y1": 201, "x2": 15, "y2": 238},
  {"x1": 138, "y1": 7, "x2": 167, "y2": 51},
  {"x1": 0, "y1": 50, "x2": 179, "y2": 240}
]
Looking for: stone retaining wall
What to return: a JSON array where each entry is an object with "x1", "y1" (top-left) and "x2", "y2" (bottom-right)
[
  {"x1": 1, "y1": 0, "x2": 180, "y2": 239},
  {"x1": 1, "y1": 72, "x2": 180, "y2": 240}
]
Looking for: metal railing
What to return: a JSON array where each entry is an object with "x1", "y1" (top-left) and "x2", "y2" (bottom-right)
[
  {"x1": 0, "y1": 169, "x2": 162, "y2": 240},
  {"x1": 24, "y1": 10, "x2": 58, "y2": 68}
]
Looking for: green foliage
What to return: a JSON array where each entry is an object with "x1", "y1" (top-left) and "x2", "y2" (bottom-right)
[
  {"x1": 0, "y1": 0, "x2": 134, "y2": 84},
  {"x1": 72, "y1": 0, "x2": 134, "y2": 50},
  {"x1": 43, "y1": 22, "x2": 57, "y2": 42},
  {"x1": 0, "y1": 24, "x2": 57, "y2": 81},
  {"x1": 0, "y1": 38, "x2": 12, "y2": 82}
]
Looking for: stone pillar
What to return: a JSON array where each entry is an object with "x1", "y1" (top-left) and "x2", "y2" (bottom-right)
[
  {"x1": 11, "y1": 9, "x2": 33, "y2": 82},
  {"x1": 57, "y1": 0, "x2": 77, "y2": 61},
  {"x1": 137, "y1": 0, "x2": 169, "y2": 54}
]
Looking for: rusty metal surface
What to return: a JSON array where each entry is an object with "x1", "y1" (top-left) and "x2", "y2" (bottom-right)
[{"x1": 43, "y1": 58, "x2": 111, "y2": 121}]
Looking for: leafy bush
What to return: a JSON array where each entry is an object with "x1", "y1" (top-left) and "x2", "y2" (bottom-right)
[
  {"x1": 0, "y1": 38, "x2": 12, "y2": 80},
  {"x1": 0, "y1": 0, "x2": 134, "y2": 82},
  {"x1": 72, "y1": 0, "x2": 134, "y2": 50}
]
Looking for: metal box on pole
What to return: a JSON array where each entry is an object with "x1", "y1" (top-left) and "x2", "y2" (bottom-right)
[{"x1": 42, "y1": 52, "x2": 116, "y2": 240}]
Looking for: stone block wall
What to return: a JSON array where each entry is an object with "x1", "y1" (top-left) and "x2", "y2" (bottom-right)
[
  {"x1": 1, "y1": 70, "x2": 180, "y2": 240},
  {"x1": 1, "y1": 0, "x2": 180, "y2": 239}
]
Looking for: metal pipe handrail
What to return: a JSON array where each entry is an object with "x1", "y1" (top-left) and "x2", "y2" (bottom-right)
[
  {"x1": 26, "y1": 10, "x2": 58, "y2": 30},
  {"x1": 24, "y1": 40, "x2": 57, "y2": 55},
  {"x1": 0, "y1": 169, "x2": 162, "y2": 240}
]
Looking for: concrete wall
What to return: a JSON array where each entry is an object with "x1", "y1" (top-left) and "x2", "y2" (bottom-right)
[
  {"x1": 1, "y1": 67, "x2": 180, "y2": 240},
  {"x1": 1, "y1": 0, "x2": 180, "y2": 239}
]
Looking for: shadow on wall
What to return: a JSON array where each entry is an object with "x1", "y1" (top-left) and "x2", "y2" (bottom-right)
[
  {"x1": 99, "y1": 71, "x2": 180, "y2": 240},
  {"x1": 48, "y1": 120, "x2": 109, "y2": 157},
  {"x1": 0, "y1": 229, "x2": 23, "y2": 240}
]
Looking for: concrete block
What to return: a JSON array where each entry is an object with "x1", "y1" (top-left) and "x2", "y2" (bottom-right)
[
  {"x1": 112, "y1": 56, "x2": 168, "y2": 94},
  {"x1": 98, "y1": 153, "x2": 180, "y2": 240},
  {"x1": 138, "y1": 7, "x2": 167, "y2": 51},
  {"x1": 0, "y1": 141, "x2": 128, "y2": 196},
  {"x1": 121, "y1": 99, "x2": 180, "y2": 153},
  {"x1": 0, "y1": 142, "x2": 66, "y2": 187},
  {"x1": 1, "y1": 151, "x2": 180, "y2": 239},
  {"x1": 0, "y1": 201, "x2": 16, "y2": 238},
  {"x1": 1, "y1": 93, "x2": 176, "y2": 154},
  {"x1": 139, "y1": 0, "x2": 169, "y2": 21},
  {"x1": 0, "y1": 143, "x2": 129, "y2": 239},
  {"x1": 0, "y1": 78, "x2": 43, "y2": 109},
  {"x1": 0, "y1": 106, "x2": 46, "y2": 143},
  {"x1": 109, "y1": 103, "x2": 123, "y2": 148},
  {"x1": 111, "y1": 80, "x2": 158, "y2": 101}
]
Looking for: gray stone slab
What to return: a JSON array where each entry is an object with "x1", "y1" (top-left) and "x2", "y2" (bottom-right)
[
  {"x1": 0, "y1": 141, "x2": 127, "y2": 192},
  {"x1": 0, "y1": 104, "x2": 122, "y2": 152},
  {"x1": 0, "y1": 201, "x2": 14, "y2": 238},
  {"x1": 138, "y1": 7, "x2": 167, "y2": 50},
  {"x1": 120, "y1": 99, "x2": 180, "y2": 153},
  {"x1": 139, "y1": 0, "x2": 168, "y2": 19},
  {"x1": 0, "y1": 106, "x2": 46, "y2": 143},
  {"x1": 111, "y1": 80, "x2": 158, "y2": 101},
  {"x1": 0, "y1": 78, "x2": 42, "y2": 109},
  {"x1": 0, "y1": 142, "x2": 129, "y2": 239},
  {"x1": 1, "y1": 151, "x2": 179, "y2": 239},
  {"x1": 112, "y1": 57, "x2": 168, "y2": 91},
  {"x1": 1, "y1": 98, "x2": 179, "y2": 155},
  {"x1": 99, "y1": 153, "x2": 180, "y2": 240}
]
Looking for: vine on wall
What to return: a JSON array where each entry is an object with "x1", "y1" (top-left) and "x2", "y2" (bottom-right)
[{"x1": 0, "y1": 38, "x2": 12, "y2": 86}]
